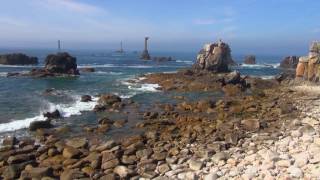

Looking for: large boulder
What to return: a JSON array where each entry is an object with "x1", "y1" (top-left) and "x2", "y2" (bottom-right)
[
  {"x1": 244, "y1": 55, "x2": 256, "y2": 64},
  {"x1": 280, "y1": 56, "x2": 299, "y2": 69},
  {"x1": 0, "y1": 53, "x2": 38, "y2": 65},
  {"x1": 44, "y1": 52, "x2": 79, "y2": 75},
  {"x1": 193, "y1": 41, "x2": 235, "y2": 72}
]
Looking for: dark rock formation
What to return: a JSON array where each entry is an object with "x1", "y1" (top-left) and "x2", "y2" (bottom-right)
[
  {"x1": 29, "y1": 120, "x2": 53, "y2": 131},
  {"x1": 140, "y1": 50, "x2": 151, "y2": 60},
  {"x1": 280, "y1": 56, "x2": 299, "y2": 69},
  {"x1": 244, "y1": 55, "x2": 256, "y2": 64},
  {"x1": 153, "y1": 57, "x2": 173, "y2": 62},
  {"x1": 45, "y1": 52, "x2": 79, "y2": 75},
  {"x1": 140, "y1": 37, "x2": 151, "y2": 60},
  {"x1": 7, "y1": 52, "x2": 80, "y2": 78},
  {"x1": 81, "y1": 95, "x2": 92, "y2": 102},
  {"x1": 0, "y1": 53, "x2": 38, "y2": 65},
  {"x1": 193, "y1": 41, "x2": 235, "y2": 72},
  {"x1": 43, "y1": 110, "x2": 61, "y2": 119}
]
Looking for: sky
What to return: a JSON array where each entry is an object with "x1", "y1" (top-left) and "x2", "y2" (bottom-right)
[{"x1": 0, "y1": 0, "x2": 319, "y2": 55}]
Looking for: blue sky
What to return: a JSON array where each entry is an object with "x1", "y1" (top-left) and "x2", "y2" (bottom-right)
[{"x1": 0, "y1": 0, "x2": 319, "y2": 55}]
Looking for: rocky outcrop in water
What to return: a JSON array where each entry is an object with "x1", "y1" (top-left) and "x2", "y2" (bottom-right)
[
  {"x1": 7, "y1": 52, "x2": 80, "y2": 77},
  {"x1": 44, "y1": 52, "x2": 79, "y2": 75},
  {"x1": 193, "y1": 40, "x2": 235, "y2": 72},
  {"x1": 0, "y1": 53, "x2": 38, "y2": 65},
  {"x1": 140, "y1": 50, "x2": 151, "y2": 60},
  {"x1": 153, "y1": 57, "x2": 173, "y2": 62},
  {"x1": 244, "y1": 55, "x2": 256, "y2": 64},
  {"x1": 280, "y1": 56, "x2": 299, "y2": 69}
]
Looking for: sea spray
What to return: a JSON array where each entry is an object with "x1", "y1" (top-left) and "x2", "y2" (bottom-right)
[{"x1": 0, "y1": 96, "x2": 98, "y2": 133}]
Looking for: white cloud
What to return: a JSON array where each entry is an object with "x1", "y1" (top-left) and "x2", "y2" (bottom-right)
[{"x1": 32, "y1": 0, "x2": 104, "y2": 14}]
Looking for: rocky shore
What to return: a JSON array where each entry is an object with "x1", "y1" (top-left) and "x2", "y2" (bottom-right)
[
  {"x1": 1, "y1": 41, "x2": 320, "y2": 179},
  {"x1": 2, "y1": 67, "x2": 318, "y2": 179}
]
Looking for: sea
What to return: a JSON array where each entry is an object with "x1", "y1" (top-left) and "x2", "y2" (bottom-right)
[{"x1": 0, "y1": 49, "x2": 283, "y2": 141}]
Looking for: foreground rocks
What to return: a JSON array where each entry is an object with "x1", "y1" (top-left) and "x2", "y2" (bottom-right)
[{"x1": 0, "y1": 53, "x2": 38, "y2": 65}]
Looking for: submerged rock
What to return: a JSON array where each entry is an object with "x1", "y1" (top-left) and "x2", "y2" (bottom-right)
[
  {"x1": 193, "y1": 40, "x2": 235, "y2": 72},
  {"x1": 0, "y1": 53, "x2": 38, "y2": 65},
  {"x1": 244, "y1": 55, "x2": 256, "y2": 64},
  {"x1": 153, "y1": 57, "x2": 173, "y2": 61},
  {"x1": 79, "y1": 67, "x2": 95, "y2": 72},
  {"x1": 29, "y1": 120, "x2": 53, "y2": 131}
]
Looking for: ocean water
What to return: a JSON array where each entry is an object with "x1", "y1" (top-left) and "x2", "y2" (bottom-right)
[{"x1": 0, "y1": 49, "x2": 282, "y2": 140}]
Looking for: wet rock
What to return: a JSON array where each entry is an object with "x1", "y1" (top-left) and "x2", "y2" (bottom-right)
[
  {"x1": 60, "y1": 169, "x2": 85, "y2": 180},
  {"x1": 29, "y1": 120, "x2": 53, "y2": 131},
  {"x1": 98, "y1": 94, "x2": 121, "y2": 106},
  {"x1": 2, "y1": 165, "x2": 20, "y2": 179},
  {"x1": 113, "y1": 120, "x2": 127, "y2": 128},
  {"x1": 43, "y1": 110, "x2": 61, "y2": 119},
  {"x1": 65, "y1": 137, "x2": 87, "y2": 149},
  {"x1": 222, "y1": 84, "x2": 242, "y2": 96},
  {"x1": 244, "y1": 55, "x2": 256, "y2": 64},
  {"x1": 2, "y1": 136, "x2": 17, "y2": 147},
  {"x1": 20, "y1": 167, "x2": 53, "y2": 179},
  {"x1": 7, "y1": 154, "x2": 33, "y2": 164},
  {"x1": 101, "y1": 158, "x2": 119, "y2": 169},
  {"x1": 0, "y1": 53, "x2": 38, "y2": 65},
  {"x1": 81, "y1": 95, "x2": 92, "y2": 102},
  {"x1": 63, "y1": 146, "x2": 81, "y2": 159}
]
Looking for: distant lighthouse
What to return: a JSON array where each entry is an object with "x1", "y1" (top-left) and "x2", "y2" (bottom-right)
[
  {"x1": 140, "y1": 37, "x2": 151, "y2": 60},
  {"x1": 58, "y1": 40, "x2": 61, "y2": 52}
]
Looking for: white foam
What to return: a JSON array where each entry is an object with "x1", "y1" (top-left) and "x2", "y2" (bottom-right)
[
  {"x1": 240, "y1": 63, "x2": 280, "y2": 69},
  {"x1": 78, "y1": 64, "x2": 178, "y2": 69},
  {"x1": 0, "y1": 72, "x2": 7, "y2": 77},
  {"x1": 0, "y1": 64, "x2": 40, "y2": 68},
  {"x1": 0, "y1": 114, "x2": 46, "y2": 133},
  {"x1": 176, "y1": 60, "x2": 194, "y2": 64},
  {"x1": 0, "y1": 96, "x2": 98, "y2": 133},
  {"x1": 95, "y1": 71, "x2": 123, "y2": 75},
  {"x1": 128, "y1": 83, "x2": 160, "y2": 92}
]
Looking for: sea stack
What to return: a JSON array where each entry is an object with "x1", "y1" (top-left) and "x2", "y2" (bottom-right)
[
  {"x1": 193, "y1": 39, "x2": 235, "y2": 72},
  {"x1": 140, "y1": 37, "x2": 151, "y2": 60},
  {"x1": 295, "y1": 41, "x2": 320, "y2": 81},
  {"x1": 280, "y1": 56, "x2": 299, "y2": 69},
  {"x1": 0, "y1": 53, "x2": 38, "y2": 65},
  {"x1": 244, "y1": 55, "x2": 256, "y2": 64}
]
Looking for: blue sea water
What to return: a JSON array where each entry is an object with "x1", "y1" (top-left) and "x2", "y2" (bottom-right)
[{"x1": 0, "y1": 49, "x2": 283, "y2": 140}]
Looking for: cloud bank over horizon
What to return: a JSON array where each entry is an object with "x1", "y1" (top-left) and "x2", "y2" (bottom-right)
[{"x1": 0, "y1": 0, "x2": 319, "y2": 55}]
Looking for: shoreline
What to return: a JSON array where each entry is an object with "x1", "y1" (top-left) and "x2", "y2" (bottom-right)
[{"x1": 2, "y1": 68, "x2": 318, "y2": 179}]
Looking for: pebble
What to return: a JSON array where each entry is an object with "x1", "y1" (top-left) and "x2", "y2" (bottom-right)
[{"x1": 188, "y1": 159, "x2": 203, "y2": 171}]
